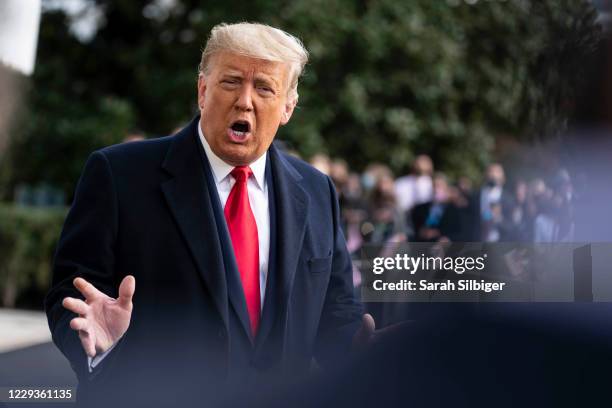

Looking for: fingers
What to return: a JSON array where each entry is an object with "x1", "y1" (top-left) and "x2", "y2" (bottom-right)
[
  {"x1": 62, "y1": 297, "x2": 89, "y2": 316},
  {"x1": 70, "y1": 318, "x2": 96, "y2": 357},
  {"x1": 78, "y1": 329, "x2": 97, "y2": 357},
  {"x1": 117, "y1": 275, "x2": 136, "y2": 309},
  {"x1": 70, "y1": 317, "x2": 88, "y2": 331},
  {"x1": 362, "y1": 313, "x2": 376, "y2": 335},
  {"x1": 352, "y1": 313, "x2": 377, "y2": 352},
  {"x1": 73, "y1": 277, "x2": 103, "y2": 300}
]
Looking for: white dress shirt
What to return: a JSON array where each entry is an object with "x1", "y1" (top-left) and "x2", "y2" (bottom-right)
[
  {"x1": 89, "y1": 122, "x2": 271, "y2": 372},
  {"x1": 197, "y1": 121, "x2": 271, "y2": 305}
]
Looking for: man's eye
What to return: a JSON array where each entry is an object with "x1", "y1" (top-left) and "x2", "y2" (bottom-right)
[
  {"x1": 257, "y1": 86, "x2": 274, "y2": 94},
  {"x1": 222, "y1": 79, "x2": 239, "y2": 85}
]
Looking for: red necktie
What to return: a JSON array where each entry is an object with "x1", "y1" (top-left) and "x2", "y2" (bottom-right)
[{"x1": 224, "y1": 166, "x2": 260, "y2": 336}]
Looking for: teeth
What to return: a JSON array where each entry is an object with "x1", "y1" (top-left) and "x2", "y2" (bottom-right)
[{"x1": 233, "y1": 130, "x2": 245, "y2": 136}]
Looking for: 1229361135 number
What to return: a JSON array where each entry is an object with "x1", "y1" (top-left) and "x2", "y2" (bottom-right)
[{"x1": 4, "y1": 388, "x2": 73, "y2": 401}]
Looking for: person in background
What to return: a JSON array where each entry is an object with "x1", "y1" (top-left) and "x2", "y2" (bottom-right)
[
  {"x1": 500, "y1": 179, "x2": 535, "y2": 241},
  {"x1": 394, "y1": 154, "x2": 434, "y2": 215},
  {"x1": 411, "y1": 173, "x2": 461, "y2": 242},
  {"x1": 340, "y1": 172, "x2": 369, "y2": 254},
  {"x1": 447, "y1": 183, "x2": 474, "y2": 242},
  {"x1": 362, "y1": 163, "x2": 393, "y2": 195},
  {"x1": 479, "y1": 163, "x2": 509, "y2": 242},
  {"x1": 533, "y1": 170, "x2": 575, "y2": 242},
  {"x1": 455, "y1": 175, "x2": 481, "y2": 241},
  {"x1": 330, "y1": 158, "x2": 349, "y2": 195},
  {"x1": 309, "y1": 153, "x2": 331, "y2": 175},
  {"x1": 365, "y1": 171, "x2": 407, "y2": 245},
  {"x1": 457, "y1": 176, "x2": 473, "y2": 198}
]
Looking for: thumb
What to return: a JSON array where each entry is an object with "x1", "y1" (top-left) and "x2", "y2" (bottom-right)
[
  {"x1": 352, "y1": 313, "x2": 376, "y2": 351},
  {"x1": 361, "y1": 313, "x2": 376, "y2": 335},
  {"x1": 117, "y1": 275, "x2": 136, "y2": 309}
]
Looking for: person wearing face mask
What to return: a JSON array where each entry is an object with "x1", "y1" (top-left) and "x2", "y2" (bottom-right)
[
  {"x1": 477, "y1": 163, "x2": 511, "y2": 242},
  {"x1": 411, "y1": 173, "x2": 462, "y2": 242}
]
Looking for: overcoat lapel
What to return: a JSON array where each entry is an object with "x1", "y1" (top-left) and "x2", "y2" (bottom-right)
[
  {"x1": 160, "y1": 118, "x2": 229, "y2": 332},
  {"x1": 197, "y1": 141, "x2": 255, "y2": 343},
  {"x1": 253, "y1": 158, "x2": 278, "y2": 351},
  {"x1": 267, "y1": 144, "x2": 310, "y2": 330}
]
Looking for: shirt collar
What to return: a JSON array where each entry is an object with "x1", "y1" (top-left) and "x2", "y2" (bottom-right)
[{"x1": 198, "y1": 120, "x2": 266, "y2": 190}]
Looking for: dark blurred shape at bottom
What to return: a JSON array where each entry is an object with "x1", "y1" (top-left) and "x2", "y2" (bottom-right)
[{"x1": 238, "y1": 303, "x2": 612, "y2": 408}]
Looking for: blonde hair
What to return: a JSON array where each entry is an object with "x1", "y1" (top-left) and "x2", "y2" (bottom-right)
[{"x1": 199, "y1": 22, "x2": 309, "y2": 102}]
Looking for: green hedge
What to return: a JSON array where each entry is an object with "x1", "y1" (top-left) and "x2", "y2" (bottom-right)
[{"x1": 0, "y1": 203, "x2": 67, "y2": 308}]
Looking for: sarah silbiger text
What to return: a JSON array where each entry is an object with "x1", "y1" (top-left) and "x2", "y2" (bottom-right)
[{"x1": 372, "y1": 279, "x2": 506, "y2": 293}]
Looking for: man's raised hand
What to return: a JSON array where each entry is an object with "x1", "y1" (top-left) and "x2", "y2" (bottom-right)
[{"x1": 62, "y1": 276, "x2": 135, "y2": 358}]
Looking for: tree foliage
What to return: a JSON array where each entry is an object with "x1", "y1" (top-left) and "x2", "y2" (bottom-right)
[
  {"x1": 0, "y1": 0, "x2": 602, "y2": 199},
  {"x1": 0, "y1": 203, "x2": 66, "y2": 307}
]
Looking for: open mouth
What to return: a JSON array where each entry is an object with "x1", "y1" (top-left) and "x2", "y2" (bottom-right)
[
  {"x1": 228, "y1": 120, "x2": 252, "y2": 142},
  {"x1": 231, "y1": 120, "x2": 250, "y2": 134}
]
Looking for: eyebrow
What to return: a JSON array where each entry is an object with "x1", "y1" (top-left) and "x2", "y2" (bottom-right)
[
  {"x1": 220, "y1": 70, "x2": 243, "y2": 79},
  {"x1": 220, "y1": 73, "x2": 243, "y2": 81},
  {"x1": 254, "y1": 77, "x2": 279, "y2": 89},
  {"x1": 221, "y1": 66, "x2": 282, "y2": 89}
]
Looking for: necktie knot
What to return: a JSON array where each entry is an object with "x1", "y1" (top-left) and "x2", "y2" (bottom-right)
[{"x1": 231, "y1": 166, "x2": 252, "y2": 183}]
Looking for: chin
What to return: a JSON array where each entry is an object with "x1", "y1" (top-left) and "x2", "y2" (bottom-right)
[{"x1": 220, "y1": 149, "x2": 256, "y2": 166}]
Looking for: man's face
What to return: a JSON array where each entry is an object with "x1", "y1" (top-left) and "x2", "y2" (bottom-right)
[
  {"x1": 197, "y1": 52, "x2": 296, "y2": 166},
  {"x1": 486, "y1": 164, "x2": 505, "y2": 186},
  {"x1": 414, "y1": 155, "x2": 433, "y2": 176}
]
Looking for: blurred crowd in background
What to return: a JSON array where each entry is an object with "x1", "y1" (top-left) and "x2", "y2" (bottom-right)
[{"x1": 306, "y1": 153, "x2": 575, "y2": 253}]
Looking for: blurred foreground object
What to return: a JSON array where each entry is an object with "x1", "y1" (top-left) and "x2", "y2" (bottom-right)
[
  {"x1": 0, "y1": 0, "x2": 41, "y2": 75},
  {"x1": 0, "y1": 0, "x2": 41, "y2": 155}
]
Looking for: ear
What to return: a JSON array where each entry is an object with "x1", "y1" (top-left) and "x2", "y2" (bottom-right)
[
  {"x1": 280, "y1": 96, "x2": 297, "y2": 126},
  {"x1": 197, "y1": 75, "x2": 207, "y2": 110}
]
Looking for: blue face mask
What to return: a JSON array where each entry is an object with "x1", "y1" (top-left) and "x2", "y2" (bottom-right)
[{"x1": 362, "y1": 174, "x2": 376, "y2": 191}]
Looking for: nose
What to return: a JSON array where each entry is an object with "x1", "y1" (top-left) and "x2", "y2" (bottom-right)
[{"x1": 235, "y1": 84, "x2": 254, "y2": 112}]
